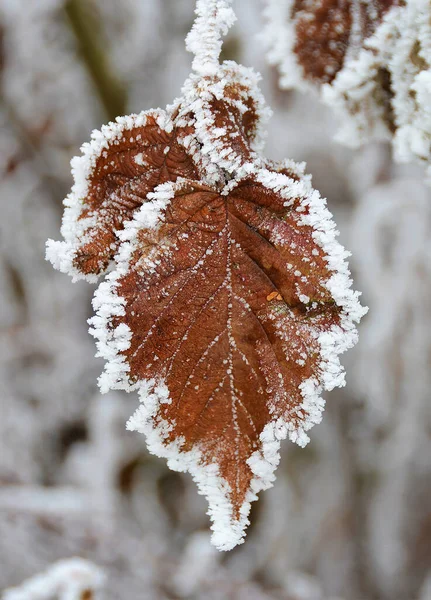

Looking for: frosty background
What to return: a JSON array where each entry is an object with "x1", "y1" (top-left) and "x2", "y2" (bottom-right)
[{"x1": 1, "y1": 1, "x2": 430, "y2": 599}]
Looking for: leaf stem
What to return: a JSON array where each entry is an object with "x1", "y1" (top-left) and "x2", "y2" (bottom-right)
[{"x1": 186, "y1": 0, "x2": 237, "y2": 76}]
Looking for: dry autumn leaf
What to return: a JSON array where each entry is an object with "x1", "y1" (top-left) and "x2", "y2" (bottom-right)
[
  {"x1": 178, "y1": 62, "x2": 270, "y2": 175},
  {"x1": 47, "y1": 0, "x2": 366, "y2": 550},
  {"x1": 263, "y1": 0, "x2": 431, "y2": 178},
  {"x1": 288, "y1": 0, "x2": 397, "y2": 85},
  {"x1": 89, "y1": 162, "x2": 365, "y2": 549}
]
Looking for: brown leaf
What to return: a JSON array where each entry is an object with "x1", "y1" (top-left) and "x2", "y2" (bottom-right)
[
  {"x1": 178, "y1": 64, "x2": 269, "y2": 177},
  {"x1": 291, "y1": 0, "x2": 398, "y2": 84},
  {"x1": 46, "y1": 109, "x2": 198, "y2": 281},
  {"x1": 265, "y1": 1, "x2": 431, "y2": 177},
  {"x1": 48, "y1": 53, "x2": 365, "y2": 550},
  {"x1": 73, "y1": 111, "x2": 198, "y2": 277},
  {"x1": 90, "y1": 165, "x2": 360, "y2": 549}
]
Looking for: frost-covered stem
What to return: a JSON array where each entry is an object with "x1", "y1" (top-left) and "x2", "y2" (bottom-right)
[{"x1": 186, "y1": 0, "x2": 236, "y2": 75}]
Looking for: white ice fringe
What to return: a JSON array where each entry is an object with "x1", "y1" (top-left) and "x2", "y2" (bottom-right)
[
  {"x1": 88, "y1": 180, "x2": 180, "y2": 394},
  {"x1": 261, "y1": 0, "x2": 310, "y2": 92},
  {"x1": 186, "y1": 0, "x2": 236, "y2": 75}
]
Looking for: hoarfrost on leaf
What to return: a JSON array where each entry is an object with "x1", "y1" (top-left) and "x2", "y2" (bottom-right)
[
  {"x1": 262, "y1": 0, "x2": 431, "y2": 179},
  {"x1": 46, "y1": 0, "x2": 366, "y2": 551}
]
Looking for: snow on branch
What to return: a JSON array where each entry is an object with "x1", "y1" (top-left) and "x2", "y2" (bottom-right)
[
  {"x1": 3, "y1": 558, "x2": 105, "y2": 600},
  {"x1": 186, "y1": 0, "x2": 236, "y2": 75}
]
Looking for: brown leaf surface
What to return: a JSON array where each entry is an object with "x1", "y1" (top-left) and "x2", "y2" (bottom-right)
[
  {"x1": 292, "y1": 0, "x2": 398, "y2": 84},
  {"x1": 99, "y1": 171, "x2": 342, "y2": 538},
  {"x1": 178, "y1": 64, "x2": 267, "y2": 176},
  {"x1": 72, "y1": 110, "x2": 198, "y2": 277}
]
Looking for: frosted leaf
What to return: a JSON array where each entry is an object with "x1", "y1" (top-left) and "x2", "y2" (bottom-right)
[
  {"x1": 46, "y1": 109, "x2": 198, "y2": 282},
  {"x1": 176, "y1": 61, "x2": 272, "y2": 184},
  {"x1": 262, "y1": 0, "x2": 397, "y2": 92},
  {"x1": 47, "y1": 0, "x2": 366, "y2": 551},
  {"x1": 263, "y1": 0, "x2": 431, "y2": 178},
  {"x1": 262, "y1": 0, "x2": 396, "y2": 88},
  {"x1": 89, "y1": 165, "x2": 365, "y2": 550}
]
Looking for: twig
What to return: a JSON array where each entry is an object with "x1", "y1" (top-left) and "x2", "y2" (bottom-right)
[{"x1": 64, "y1": 0, "x2": 127, "y2": 122}]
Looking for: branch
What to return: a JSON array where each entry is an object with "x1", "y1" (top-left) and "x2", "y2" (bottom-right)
[
  {"x1": 64, "y1": 0, "x2": 127, "y2": 122},
  {"x1": 3, "y1": 558, "x2": 105, "y2": 600}
]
